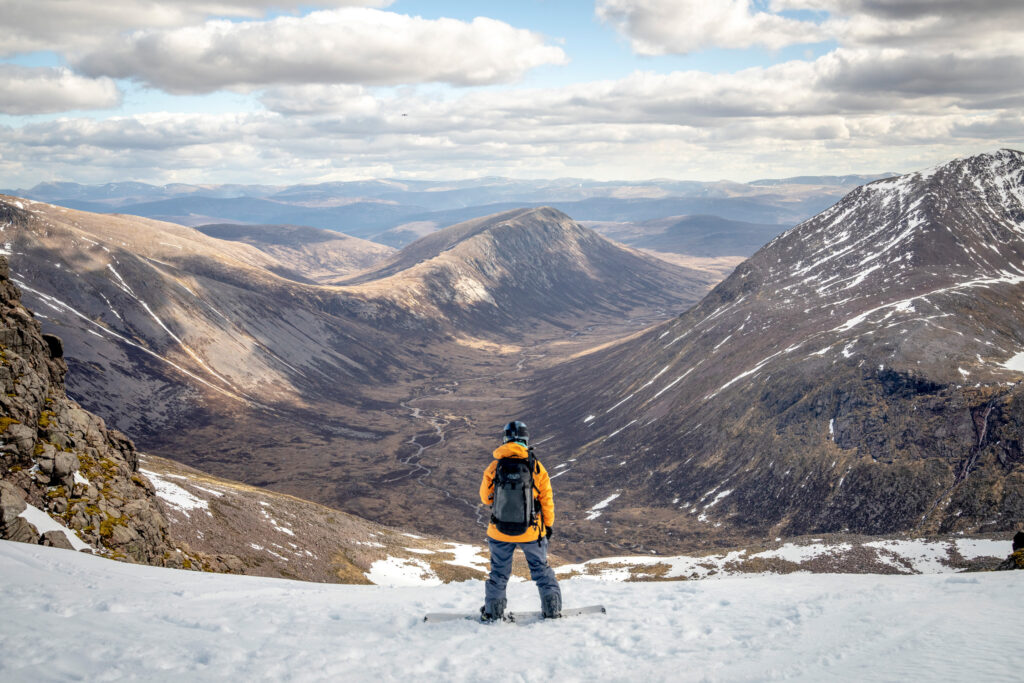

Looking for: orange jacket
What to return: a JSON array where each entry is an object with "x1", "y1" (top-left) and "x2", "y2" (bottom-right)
[{"x1": 479, "y1": 442, "x2": 555, "y2": 543}]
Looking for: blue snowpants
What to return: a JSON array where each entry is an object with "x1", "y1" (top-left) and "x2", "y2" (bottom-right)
[{"x1": 485, "y1": 537, "x2": 562, "y2": 605}]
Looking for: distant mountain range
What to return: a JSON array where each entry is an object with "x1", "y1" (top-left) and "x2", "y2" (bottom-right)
[
  {"x1": 534, "y1": 149, "x2": 1024, "y2": 551},
  {"x1": 584, "y1": 214, "x2": 783, "y2": 258},
  {"x1": 3, "y1": 175, "x2": 890, "y2": 247}
]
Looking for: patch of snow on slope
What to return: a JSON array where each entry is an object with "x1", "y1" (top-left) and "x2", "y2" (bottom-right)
[
  {"x1": 441, "y1": 543, "x2": 489, "y2": 573},
  {"x1": 585, "y1": 492, "x2": 621, "y2": 520},
  {"x1": 17, "y1": 504, "x2": 91, "y2": 551},
  {"x1": 752, "y1": 543, "x2": 852, "y2": 564},
  {"x1": 558, "y1": 550, "x2": 750, "y2": 582},
  {"x1": 139, "y1": 469, "x2": 210, "y2": 518},
  {"x1": 864, "y1": 540, "x2": 951, "y2": 574},
  {"x1": 364, "y1": 556, "x2": 442, "y2": 587},
  {"x1": 1001, "y1": 351, "x2": 1024, "y2": 372},
  {"x1": 105, "y1": 264, "x2": 135, "y2": 296},
  {"x1": 954, "y1": 538, "x2": 1011, "y2": 560},
  {"x1": 1, "y1": 542, "x2": 1024, "y2": 680}
]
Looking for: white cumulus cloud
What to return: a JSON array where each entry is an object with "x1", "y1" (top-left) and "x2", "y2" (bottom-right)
[
  {"x1": 0, "y1": 0, "x2": 393, "y2": 56},
  {"x1": 0, "y1": 66, "x2": 121, "y2": 115},
  {"x1": 73, "y1": 9, "x2": 568, "y2": 93},
  {"x1": 596, "y1": 0, "x2": 828, "y2": 55}
]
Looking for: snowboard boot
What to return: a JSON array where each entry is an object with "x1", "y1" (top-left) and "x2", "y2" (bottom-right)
[
  {"x1": 541, "y1": 593, "x2": 562, "y2": 619},
  {"x1": 480, "y1": 598, "x2": 506, "y2": 622}
]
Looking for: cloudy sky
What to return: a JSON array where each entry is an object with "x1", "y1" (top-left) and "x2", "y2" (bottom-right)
[{"x1": 1, "y1": 0, "x2": 1022, "y2": 186}]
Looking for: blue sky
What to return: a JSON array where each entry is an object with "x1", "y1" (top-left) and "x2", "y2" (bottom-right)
[{"x1": 0, "y1": 1, "x2": 1022, "y2": 186}]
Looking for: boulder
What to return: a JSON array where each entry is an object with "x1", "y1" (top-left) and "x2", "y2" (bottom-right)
[
  {"x1": 54, "y1": 451, "x2": 79, "y2": 478},
  {"x1": 4, "y1": 423, "x2": 36, "y2": 457},
  {"x1": 109, "y1": 524, "x2": 138, "y2": 546},
  {"x1": 36, "y1": 443, "x2": 57, "y2": 473},
  {"x1": 994, "y1": 532, "x2": 1024, "y2": 570},
  {"x1": 41, "y1": 530, "x2": 74, "y2": 550},
  {"x1": 0, "y1": 480, "x2": 27, "y2": 526},
  {"x1": 4, "y1": 516, "x2": 40, "y2": 544},
  {"x1": 995, "y1": 550, "x2": 1024, "y2": 571}
]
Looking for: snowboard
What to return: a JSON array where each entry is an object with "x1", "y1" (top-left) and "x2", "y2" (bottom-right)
[{"x1": 423, "y1": 604, "x2": 605, "y2": 624}]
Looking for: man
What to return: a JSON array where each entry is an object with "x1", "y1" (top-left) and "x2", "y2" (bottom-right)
[{"x1": 479, "y1": 420, "x2": 562, "y2": 621}]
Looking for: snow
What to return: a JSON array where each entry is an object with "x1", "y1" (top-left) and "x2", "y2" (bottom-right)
[
  {"x1": 1, "y1": 541, "x2": 1023, "y2": 681},
  {"x1": 17, "y1": 505, "x2": 92, "y2": 552},
  {"x1": 140, "y1": 468, "x2": 210, "y2": 518},
  {"x1": 441, "y1": 543, "x2": 489, "y2": 573},
  {"x1": 604, "y1": 393, "x2": 634, "y2": 413},
  {"x1": 364, "y1": 555, "x2": 442, "y2": 587},
  {"x1": 705, "y1": 489, "x2": 732, "y2": 508},
  {"x1": 106, "y1": 264, "x2": 135, "y2": 296},
  {"x1": 864, "y1": 539, "x2": 953, "y2": 574},
  {"x1": 585, "y1": 492, "x2": 621, "y2": 521},
  {"x1": 752, "y1": 543, "x2": 852, "y2": 564},
  {"x1": 954, "y1": 538, "x2": 1012, "y2": 561},
  {"x1": 1001, "y1": 351, "x2": 1024, "y2": 371},
  {"x1": 606, "y1": 419, "x2": 637, "y2": 439}
]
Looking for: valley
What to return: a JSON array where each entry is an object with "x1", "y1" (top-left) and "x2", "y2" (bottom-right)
[
  {"x1": 2, "y1": 152, "x2": 1023, "y2": 563},
  {"x1": 0, "y1": 197, "x2": 719, "y2": 558}
]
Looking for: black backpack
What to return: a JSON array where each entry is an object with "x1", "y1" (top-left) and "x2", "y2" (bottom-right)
[{"x1": 490, "y1": 452, "x2": 539, "y2": 535}]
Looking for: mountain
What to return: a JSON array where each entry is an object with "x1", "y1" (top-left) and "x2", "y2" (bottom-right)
[
  {"x1": 748, "y1": 173, "x2": 895, "y2": 187},
  {"x1": 195, "y1": 223, "x2": 395, "y2": 282},
  {"x1": 585, "y1": 214, "x2": 784, "y2": 258},
  {"x1": 532, "y1": 150, "x2": 1024, "y2": 553},
  {"x1": 108, "y1": 196, "x2": 422, "y2": 238},
  {"x1": 335, "y1": 207, "x2": 710, "y2": 332},
  {"x1": 9, "y1": 175, "x2": 886, "y2": 249},
  {"x1": 0, "y1": 196, "x2": 417, "y2": 441}
]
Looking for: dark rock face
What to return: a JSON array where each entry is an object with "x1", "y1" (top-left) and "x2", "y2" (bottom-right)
[
  {"x1": 0, "y1": 255, "x2": 207, "y2": 567},
  {"x1": 536, "y1": 150, "x2": 1024, "y2": 549}
]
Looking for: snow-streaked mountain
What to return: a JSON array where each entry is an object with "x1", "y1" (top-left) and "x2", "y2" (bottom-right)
[
  {"x1": 535, "y1": 150, "x2": 1024, "y2": 552},
  {"x1": 335, "y1": 207, "x2": 710, "y2": 331},
  {"x1": 2, "y1": 540, "x2": 1021, "y2": 681}
]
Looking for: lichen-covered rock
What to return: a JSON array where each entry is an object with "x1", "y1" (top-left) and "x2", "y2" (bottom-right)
[
  {"x1": 995, "y1": 549, "x2": 1024, "y2": 571},
  {"x1": 0, "y1": 254, "x2": 215, "y2": 570}
]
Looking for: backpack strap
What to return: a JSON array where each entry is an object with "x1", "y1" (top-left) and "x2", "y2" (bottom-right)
[{"x1": 528, "y1": 447, "x2": 544, "y2": 546}]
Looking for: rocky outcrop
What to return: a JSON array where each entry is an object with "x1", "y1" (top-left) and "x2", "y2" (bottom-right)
[
  {"x1": 995, "y1": 531, "x2": 1024, "y2": 570},
  {"x1": 0, "y1": 254, "x2": 211, "y2": 567}
]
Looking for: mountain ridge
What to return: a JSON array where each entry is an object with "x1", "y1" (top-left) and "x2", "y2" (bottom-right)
[{"x1": 532, "y1": 149, "x2": 1024, "y2": 552}]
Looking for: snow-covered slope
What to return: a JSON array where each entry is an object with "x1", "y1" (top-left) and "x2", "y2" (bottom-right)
[{"x1": 2, "y1": 541, "x2": 1021, "y2": 681}]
